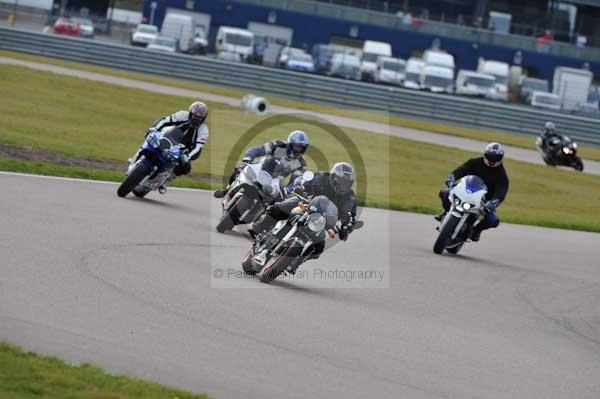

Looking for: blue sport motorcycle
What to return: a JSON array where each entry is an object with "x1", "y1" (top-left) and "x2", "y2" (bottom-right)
[{"x1": 117, "y1": 127, "x2": 185, "y2": 198}]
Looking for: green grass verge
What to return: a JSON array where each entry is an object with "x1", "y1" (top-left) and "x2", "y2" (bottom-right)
[
  {"x1": 0, "y1": 158, "x2": 214, "y2": 190},
  {"x1": 0, "y1": 341, "x2": 209, "y2": 399},
  {"x1": 1, "y1": 63, "x2": 600, "y2": 232},
  {"x1": 2, "y1": 49, "x2": 599, "y2": 161}
]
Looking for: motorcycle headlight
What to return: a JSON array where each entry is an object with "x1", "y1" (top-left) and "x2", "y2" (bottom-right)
[
  {"x1": 262, "y1": 184, "x2": 276, "y2": 196},
  {"x1": 453, "y1": 196, "x2": 461, "y2": 205},
  {"x1": 165, "y1": 148, "x2": 181, "y2": 161},
  {"x1": 463, "y1": 202, "x2": 473, "y2": 210},
  {"x1": 307, "y1": 213, "x2": 326, "y2": 233},
  {"x1": 146, "y1": 132, "x2": 160, "y2": 148},
  {"x1": 563, "y1": 147, "x2": 572, "y2": 155}
]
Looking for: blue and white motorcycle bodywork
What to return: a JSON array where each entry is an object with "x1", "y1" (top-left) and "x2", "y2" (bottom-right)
[
  {"x1": 433, "y1": 175, "x2": 488, "y2": 254},
  {"x1": 117, "y1": 127, "x2": 185, "y2": 198}
]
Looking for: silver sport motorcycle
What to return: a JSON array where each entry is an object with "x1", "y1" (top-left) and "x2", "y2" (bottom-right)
[{"x1": 433, "y1": 175, "x2": 488, "y2": 255}]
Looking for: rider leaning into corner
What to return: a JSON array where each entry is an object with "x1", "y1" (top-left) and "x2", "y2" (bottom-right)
[
  {"x1": 250, "y1": 162, "x2": 358, "y2": 252},
  {"x1": 213, "y1": 130, "x2": 310, "y2": 199},
  {"x1": 131, "y1": 101, "x2": 209, "y2": 184},
  {"x1": 436, "y1": 143, "x2": 509, "y2": 242},
  {"x1": 540, "y1": 121, "x2": 561, "y2": 152}
]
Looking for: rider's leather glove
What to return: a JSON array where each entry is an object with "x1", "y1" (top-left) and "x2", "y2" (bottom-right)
[
  {"x1": 242, "y1": 156, "x2": 252, "y2": 164},
  {"x1": 483, "y1": 199, "x2": 500, "y2": 213},
  {"x1": 444, "y1": 174, "x2": 455, "y2": 189},
  {"x1": 146, "y1": 127, "x2": 159, "y2": 136},
  {"x1": 181, "y1": 154, "x2": 190, "y2": 164}
]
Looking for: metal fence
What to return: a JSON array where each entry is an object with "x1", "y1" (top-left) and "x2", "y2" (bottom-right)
[{"x1": 1, "y1": 27, "x2": 599, "y2": 145}]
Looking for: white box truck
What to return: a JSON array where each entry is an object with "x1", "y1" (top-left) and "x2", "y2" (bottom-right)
[
  {"x1": 421, "y1": 50, "x2": 455, "y2": 93},
  {"x1": 360, "y1": 40, "x2": 392, "y2": 82},
  {"x1": 477, "y1": 59, "x2": 510, "y2": 101},
  {"x1": 553, "y1": 67, "x2": 593, "y2": 111},
  {"x1": 164, "y1": 8, "x2": 211, "y2": 54}
]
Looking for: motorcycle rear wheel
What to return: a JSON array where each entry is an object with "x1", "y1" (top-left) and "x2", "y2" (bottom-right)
[
  {"x1": 117, "y1": 163, "x2": 151, "y2": 198},
  {"x1": 242, "y1": 250, "x2": 255, "y2": 275}
]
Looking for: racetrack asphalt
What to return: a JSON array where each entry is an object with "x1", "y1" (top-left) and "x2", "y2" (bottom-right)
[
  {"x1": 2, "y1": 172, "x2": 599, "y2": 399},
  {"x1": 2, "y1": 55, "x2": 600, "y2": 176}
]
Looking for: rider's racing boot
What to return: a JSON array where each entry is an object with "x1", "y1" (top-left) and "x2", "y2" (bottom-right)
[
  {"x1": 470, "y1": 227, "x2": 483, "y2": 242},
  {"x1": 434, "y1": 211, "x2": 446, "y2": 222},
  {"x1": 213, "y1": 188, "x2": 227, "y2": 199}
]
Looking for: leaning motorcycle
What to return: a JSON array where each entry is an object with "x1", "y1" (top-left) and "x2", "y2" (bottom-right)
[
  {"x1": 433, "y1": 175, "x2": 488, "y2": 255},
  {"x1": 242, "y1": 187, "x2": 364, "y2": 284},
  {"x1": 535, "y1": 135, "x2": 584, "y2": 171},
  {"x1": 216, "y1": 156, "x2": 286, "y2": 233},
  {"x1": 117, "y1": 127, "x2": 185, "y2": 198}
]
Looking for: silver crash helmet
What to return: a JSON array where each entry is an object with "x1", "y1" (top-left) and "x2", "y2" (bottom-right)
[{"x1": 330, "y1": 162, "x2": 355, "y2": 194}]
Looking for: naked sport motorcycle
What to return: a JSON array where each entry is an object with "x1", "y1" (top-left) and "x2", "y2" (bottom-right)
[{"x1": 242, "y1": 174, "x2": 364, "y2": 283}]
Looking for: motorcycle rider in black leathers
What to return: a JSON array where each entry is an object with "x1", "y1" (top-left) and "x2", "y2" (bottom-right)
[
  {"x1": 540, "y1": 121, "x2": 561, "y2": 154},
  {"x1": 250, "y1": 162, "x2": 358, "y2": 253},
  {"x1": 213, "y1": 130, "x2": 309, "y2": 199},
  {"x1": 436, "y1": 143, "x2": 509, "y2": 242},
  {"x1": 130, "y1": 101, "x2": 209, "y2": 181}
]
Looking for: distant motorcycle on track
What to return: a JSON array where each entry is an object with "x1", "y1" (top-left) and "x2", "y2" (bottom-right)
[{"x1": 536, "y1": 134, "x2": 584, "y2": 172}]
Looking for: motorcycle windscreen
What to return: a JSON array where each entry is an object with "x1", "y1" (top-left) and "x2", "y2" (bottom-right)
[
  {"x1": 162, "y1": 127, "x2": 186, "y2": 144},
  {"x1": 261, "y1": 156, "x2": 289, "y2": 178},
  {"x1": 308, "y1": 195, "x2": 339, "y2": 229},
  {"x1": 464, "y1": 175, "x2": 487, "y2": 194}
]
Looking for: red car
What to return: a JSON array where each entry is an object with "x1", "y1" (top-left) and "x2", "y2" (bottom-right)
[{"x1": 52, "y1": 18, "x2": 81, "y2": 37}]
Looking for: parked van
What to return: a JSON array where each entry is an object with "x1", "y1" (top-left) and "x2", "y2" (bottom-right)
[
  {"x1": 455, "y1": 70, "x2": 495, "y2": 97},
  {"x1": 422, "y1": 49, "x2": 455, "y2": 70},
  {"x1": 161, "y1": 13, "x2": 194, "y2": 52},
  {"x1": 477, "y1": 59, "x2": 510, "y2": 101},
  {"x1": 553, "y1": 67, "x2": 593, "y2": 111},
  {"x1": 531, "y1": 91, "x2": 562, "y2": 111},
  {"x1": 216, "y1": 26, "x2": 255, "y2": 60},
  {"x1": 420, "y1": 65, "x2": 454, "y2": 93},
  {"x1": 519, "y1": 77, "x2": 550, "y2": 104},
  {"x1": 330, "y1": 53, "x2": 361, "y2": 80},
  {"x1": 421, "y1": 50, "x2": 455, "y2": 93},
  {"x1": 403, "y1": 57, "x2": 424, "y2": 89},
  {"x1": 374, "y1": 56, "x2": 406, "y2": 85},
  {"x1": 312, "y1": 44, "x2": 361, "y2": 74},
  {"x1": 360, "y1": 40, "x2": 392, "y2": 81}
]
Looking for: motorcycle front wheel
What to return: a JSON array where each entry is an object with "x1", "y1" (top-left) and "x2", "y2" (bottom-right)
[
  {"x1": 258, "y1": 241, "x2": 301, "y2": 284},
  {"x1": 573, "y1": 158, "x2": 584, "y2": 172},
  {"x1": 433, "y1": 214, "x2": 460, "y2": 254},
  {"x1": 117, "y1": 162, "x2": 151, "y2": 198}
]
